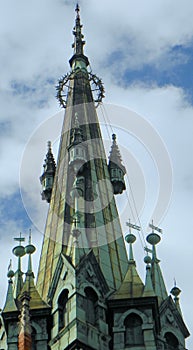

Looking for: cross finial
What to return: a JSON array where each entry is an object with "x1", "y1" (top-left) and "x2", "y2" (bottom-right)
[
  {"x1": 14, "y1": 232, "x2": 25, "y2": 245},
  {"x1": 149, "y1": 221, "x2": 163, "y2": 234},
  {"x1": 29, "y1": 229, "x2": 32, "y2": 244}
]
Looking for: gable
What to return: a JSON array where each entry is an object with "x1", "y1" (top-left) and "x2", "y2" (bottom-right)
[
  {"x1": 48, "y1": 253, "x2": 75, "y2": 305},
  {"x1": 160, "y1": 297, "x2": 190, "y2": 339},
  {"x1": 76, "y1": 250, "x2": 110, "y2": 297}
]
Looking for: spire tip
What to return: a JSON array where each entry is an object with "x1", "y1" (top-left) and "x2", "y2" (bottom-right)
[{"x1": 75, "y1": 3, "x2": 80, "y2": 17}]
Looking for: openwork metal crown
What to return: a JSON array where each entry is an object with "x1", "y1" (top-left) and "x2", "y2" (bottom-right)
[{"x1": 56, "y1": 72, "x2": 105, "y2": 109}]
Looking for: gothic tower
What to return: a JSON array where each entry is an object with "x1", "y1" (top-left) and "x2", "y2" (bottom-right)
[{"x1": 1, "y1": 5, "x2": 190, "y2": 350}]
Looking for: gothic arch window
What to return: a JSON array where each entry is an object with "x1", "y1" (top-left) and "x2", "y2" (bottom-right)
[
  {"x1": 164, "y1": 332, "x2": 179, "y2": 350},
  {"x1": 84, "y1": 287, "x2": 98, "y2": 325},
  {"x1": 58, "y1": 289, "x2": 69, "y2": 331},
  {"x1": 124, "y1": 313, "x2": 144, "y2": 346}
]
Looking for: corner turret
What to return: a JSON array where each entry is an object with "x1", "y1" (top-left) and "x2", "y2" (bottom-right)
[
  {"x1": 40, "y1": 141, "x2": 56, "y2": 203},
  {"x1": 146, "y1": 223, "x2": 168, "y2": 304},
  {"x1": 108, "y1": 134, "x2": 126, "y2": 194}
]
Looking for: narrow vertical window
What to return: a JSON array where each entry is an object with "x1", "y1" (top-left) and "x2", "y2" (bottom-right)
[
  {"x1": 85, "y1": 287, "x2": 98, "y2": 325},
  {"x1": 58, "y1": 289, "x2": 69, "y2": 331},
  {"x1": 124, "y1": 313, "x2": 144, "y2": 346}
]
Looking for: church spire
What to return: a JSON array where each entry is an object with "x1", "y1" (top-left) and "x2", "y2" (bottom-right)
[{"x1": 37, "y1": 4, "x2": 128, "y2": 301}]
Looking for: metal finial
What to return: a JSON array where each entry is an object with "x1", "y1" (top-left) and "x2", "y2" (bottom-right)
[
  {"x1": 8, "y1": 259, "x2": 12, "y2": 272},
  {"x1": 149, "y1": 221, "x2": 163, "y2": 234},
  {"x1": 7, "y1": 259, "x2": 14, "y2": 279},
  {"x1": 72, "y1": 2, "x2": 85, "y2": 56},
  {"x1": 13, "y1": 233, "x2": 26, "y2": 258},
  {"x1": 14, "y1": 232, "x2": 25, "y2": 245},
  {"x1": 75, "y1": 3, "x2": 80, "y2": 18},
  {"x1": 48, "y1": 141, "x2": 52, "y2": 151},
  {"x1": 112, "y1": 133, "x2": 116, "y2": 141},
  {"x1": 126, "y1": 220, "x2": 141, "y2": 233},
  {"x1": 29, "y1": 229, "x2": 32, "y2": 244},
  {"x1": 25, "y1": 229, "x2": 36, "y2": 256}
]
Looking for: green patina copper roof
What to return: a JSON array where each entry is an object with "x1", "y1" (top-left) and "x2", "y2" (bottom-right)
[
  {"x1": 36, "y1": 5, "x2": 128, "y2": 301},
  {"x1": 111, "y1": 262, "x2": 144, "y2": 299},
  {"x1": 110, "y1": 236, "x2": 144, "y2": 299},
  {"x1": 151, "y1": 244, "x2": 168, "y2": 303},
  {"x1": 143, "y1": 261, "x2": 155, "y2": 297},
  {"x1": 19, "y1": 250, "x2": 50, "y2": 310},
  {"x1": 20, "y1": 276, "x2": 50, "y2": 310},
  {"x1": 3, "y1": 278, "x2": 18, "y2": 313}
]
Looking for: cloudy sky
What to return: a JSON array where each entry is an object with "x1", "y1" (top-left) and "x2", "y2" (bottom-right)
[{"x1": 1, "y1": 0, "x2": 193, "y2": 347}]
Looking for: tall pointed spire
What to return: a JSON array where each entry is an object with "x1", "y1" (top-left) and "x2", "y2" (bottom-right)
[
  {"x1": 37, "y1": 5, "x2": 128, "y2": 300},
  {"x1": 1, "y1": 6, "x2": 190, "y2": 350}
]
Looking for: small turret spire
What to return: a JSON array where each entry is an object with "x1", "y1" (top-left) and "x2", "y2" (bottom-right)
[
  {"x1": 125, "y1": 232, "x2": 136, "y2": 264},
  {"x1": 40, "y1": 141, "x2": 56, "y2": 203},
  {"x1": 143, "y1": 255, "x2": 155, "y2": 297},
  {"x1": 108, "y1": 134, "x2": 126, "y2": 194},
  {"x1": 25, "y1": 229, "x2": 36, "y2": 279},
  {"x1": 3, "y1": 261, "x2": 17, "y2": 313},
  {"x1": 170, "y1": 281, "x2": 182, "y2": 315},
  {"x1": 146, "y1": 223, "x2": 168, "y2": 303}
]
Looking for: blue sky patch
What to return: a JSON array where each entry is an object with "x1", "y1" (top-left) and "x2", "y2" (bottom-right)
[
  {"x1": 108, "y1": 43, "x2": 193, "y2": 103},
  {"x1": 0, "y1": 191, "x2": 31, "y2": 228}
]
